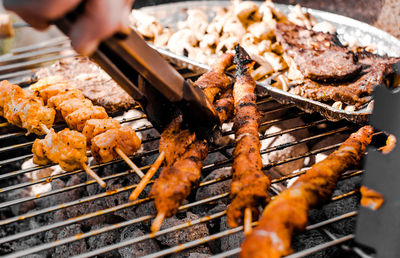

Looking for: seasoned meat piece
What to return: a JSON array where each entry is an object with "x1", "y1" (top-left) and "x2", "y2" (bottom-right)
[
  {"x1": 3, "y1": 84, "x2": 55, "y2": 135},
  {"x1": 227, "y1": 46, "x2": 270, "y2": 228},
  {"x1": 195, "y1": 53, "x2": 234, "y2": 103},
  {"x1": 32, "y1": 128, "x2": 88, "y2": 171},
  {"x1": 29, "y1": 75, "x2": 71, "y2": 103},
  {"x1": 214, "y1": 89, "x2": 234, "y2": 123},
  {"x1": 240, "y1": 126, "x2": 373, "y2": 258},
  {"x1": 275, "y1": 23, "x2": 361, "y2": 82},
  {"x1": 90, "y1": 126, "x2": 141, "y2": 163},
  {"x1": 82, "y1": 118, "x2": 121, "y2": 144},
  {"x1": 65, "y1": 106, "x2": 108, "y2": 131},
  {"x1": 57, "y1": 98, "x2": 93, "y2": 118},
  {"x1": 159, "y1": 115, "x2": 196, "y2": 167},
  {"x1": 289, "y1": 51, "x2": 400, "y2": 106},
  {"x1": 35, "y1": 57, "x2": 136, "y2": 113},
  {"x1": 0, "y1": 80, "x2": 18, "y2": 116},
  {"x1": 150, "y1": 140, "x2": 208, "y2": 217},
  {"x1": 47, "y1": 89, "x2": 86, "y2": 109}
]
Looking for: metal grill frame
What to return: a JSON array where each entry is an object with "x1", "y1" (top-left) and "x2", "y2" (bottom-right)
[{"x1": 0, "y1": 38, "x2": 376, "y2": 258}]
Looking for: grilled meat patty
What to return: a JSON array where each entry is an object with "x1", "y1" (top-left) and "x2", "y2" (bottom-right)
[
  {"x1": 35, "y1": 57, "x2": 136, "y2": 113},
  {"x1": 276, "y1": 23, "x2": 361, "y2": 82}
]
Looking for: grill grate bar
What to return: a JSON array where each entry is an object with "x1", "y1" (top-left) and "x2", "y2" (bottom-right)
[
  {"x1": 0, "y1": 45, "x2": 72, "y2": 64},
  {"x1": 0, "y1": 53, "x2": 76, "y2": 74},
  {"x1": 0, "y1": 191, "x2": 229, "y2": 249},
  {"x1": 285, "y1": 235, "x2": 355, "y2": 258},
  {"x1": 9, "y1": 37, "x2": 69, "y2": 55}
]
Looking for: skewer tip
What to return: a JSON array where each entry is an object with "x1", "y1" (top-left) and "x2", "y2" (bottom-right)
[
  {"x1": 244, "y1": 207, "x2": 253, "y2": 236},
  {"x1": 151, "y1": 211, "x2": 166, "y2": 233},
  {"x1": 40, "y1": 123, "x2": 51, "y2": 135}
]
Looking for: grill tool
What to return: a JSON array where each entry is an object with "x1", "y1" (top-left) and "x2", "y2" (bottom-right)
[{"x1": 54, "y1": 5, "x2": 219, "y2": 139}]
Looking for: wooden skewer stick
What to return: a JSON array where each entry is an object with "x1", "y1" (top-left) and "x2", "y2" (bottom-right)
[
  {"x1": 40, "y1": 123, "x2": 51, "y2": 134},
  {"x1": 81, "y1": 162, "x2": 106, "y2": 188},
  {"x1": 244, "y1": 207, "x2": 253, "y2": 236},
  {"x1": 115, "y1": 147, "x2": 145, "y2": 178},
  {"x1": 129, "y1": 150, "x2": 166, "y2": 202},
  {"x1": 151, "y1": 211, "x2": 166, "y2": 233}
]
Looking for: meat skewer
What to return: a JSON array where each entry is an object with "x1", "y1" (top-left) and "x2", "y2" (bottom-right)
[
  {"x1": 227, "y1": 46, "x2": 271, "y2": 235},
  {"x1": 34, "y1": 124, "x2": 106, "y2": 188},
  {"x1": 0, "y1": 80, "x2": 55, "y2": 135},
  {"x1": 129, "y1": 53, "x2": 234, "y2": 203},
  {"x1": 30, "y1": 77, "x2": 143, "y2": 177},
  {"x1": 240, "y1": 125, "x2": 374, "y2": 258}
]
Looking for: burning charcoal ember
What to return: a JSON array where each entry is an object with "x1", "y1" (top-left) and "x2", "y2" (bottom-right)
[
  {"x1": 220, "y1": 216, "x2": 244, "y2": 252},
  {"x1": 203, "y1": 151, "x2": 230, "y2": 165},
  {"x1": 156, "y1": 212, "x2": 211, "y2": 256},
  {"x1": 261, "y1": 117, "x2": 309, "y2": 177},
  {"x1": 5, "y1": 235, "x2": 47, "y2": 258},
  {"x1": 118, "y1": 226, "x2": 160, "y2": 257},
  {"x1": 193, "y1": 167, "x2": 232, "y2": 216},
  {"x1": 87, "y1": 224, "x2": 120, "y2": 257},
  {"x1": 45, "y1": 224, "x2": 87, "y2": 257}
]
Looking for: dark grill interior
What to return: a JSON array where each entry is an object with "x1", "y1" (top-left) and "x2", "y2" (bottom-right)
[{"x1": 0, "y1": 38, "x2": 378, "y2": 258}]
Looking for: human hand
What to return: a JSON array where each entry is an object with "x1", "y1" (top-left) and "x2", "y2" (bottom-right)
[{"x1": 4, "y1": 0, "x2": 134, "y2": 55}]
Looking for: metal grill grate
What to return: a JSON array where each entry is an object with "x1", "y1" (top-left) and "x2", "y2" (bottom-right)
[{"x1": 0, "y1": 39, "x2": 375, "y2": 258}]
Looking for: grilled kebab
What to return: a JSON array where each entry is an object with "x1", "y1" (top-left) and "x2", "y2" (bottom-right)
[
  {"x1": 0, "y1": 80, "x2": 55, "y2": 135},
  {"x1": 240, "y1": 125, "x2": 373, "y2": 258},
  {"x1": 148, "y1": 52, "x2": 235, "y2": 228},
  {"x1": 30, "y1": 77, "x2": 141, "y2": 165},
  {"x1": 227, "y1": 46, "x2": 271, "y2": 228}
]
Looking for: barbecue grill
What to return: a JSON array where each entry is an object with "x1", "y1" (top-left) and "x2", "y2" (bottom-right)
[{"x1": 0, "y1": 37, "x2": 383, "y2": 258}]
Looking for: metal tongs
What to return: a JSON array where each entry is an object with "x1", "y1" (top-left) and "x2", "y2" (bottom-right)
[{"x1": 54, "y1": 6, "x2": 219, "y2": 139}]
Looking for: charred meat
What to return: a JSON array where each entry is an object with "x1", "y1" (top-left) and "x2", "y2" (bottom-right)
[
  {"x1": 240, "y1": 125, "x2": 373, "y2": 258},
  {"x1": 227, "y1": 46, "x2": 271, "y2": 228}
]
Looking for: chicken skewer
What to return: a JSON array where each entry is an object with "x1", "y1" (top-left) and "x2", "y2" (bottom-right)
[
  {"x1": 227, "y1": 46, "x2": 271, "y2": 235},
  {"x1": 0, "y1": 80, "x2": 55, "y2": 135},
  {"x1": 30, "y1": 77, "x2": 143, "y2": 177},
  {"x1": 129, "y1": 53, "x2": 234, "y2": 203},
  {"x1": 240, "y1": 125, "x2": 374, "y2": 258},
  {"x1": 34, "y1": 124, "x2": 106, "y2": 188}
]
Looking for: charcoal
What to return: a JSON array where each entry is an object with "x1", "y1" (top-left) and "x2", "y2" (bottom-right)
[
  {"x1": 45, "y1": 224, "x2": 87, "y2": 258},
  {"x1": 322, "y1": 176, "x2": 361, "y2": 236},
  {"x1": 157, "y1": 212, "x2": 210, "y2": 253},
  {"x1": 220, "y1": 216, "x2": 244, "y2": 252},
  {"x1": 87, "y1": 224, "x2": 120, "y2": 257},
  {"x1": 170, "y1": 245, "x2": 212, "y2": 258},
  {"x1": 34, "y1": 178, "x2": 66, "y2": 208},
  {"x1": 193, "y1": 167, "x2": 231, "y2": 216},
  {"x1": 118, "y1": 226, "x2": 160, "y2": 257},
  {"x1": 292, "y1": 230, "x2": 339, "y2": 257}
]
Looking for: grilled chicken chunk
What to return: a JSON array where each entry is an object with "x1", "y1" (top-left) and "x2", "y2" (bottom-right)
[
  {"x1": 82, "y1": 118, "x2": 121, "y2": 144},
  {"x1": 91, "y1": 126, "x2": 141, "y2": 163},
  {"x1": 32, "y1": 128, "x2": 88, "y2": 171},
  {"x1": 1, "y1": 81, "x2": 55, "y2": 135}
]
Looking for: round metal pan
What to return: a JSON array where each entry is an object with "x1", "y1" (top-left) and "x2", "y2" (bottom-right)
[{"x1": 140, "y1": 0, "x2": 400, "y2": 124}]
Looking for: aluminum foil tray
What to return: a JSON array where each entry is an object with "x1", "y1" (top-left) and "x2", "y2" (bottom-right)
[{"x1": 141, "y1": 0, "x2": 400, "y2": 125}]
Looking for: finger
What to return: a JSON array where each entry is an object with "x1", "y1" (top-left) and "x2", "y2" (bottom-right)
[
  {"x1": 4, "y1": 0, "x2": 82, "y2": 21},
  {"x1": 69, "y1": 0, "x2": 133, "y2": 55}
]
